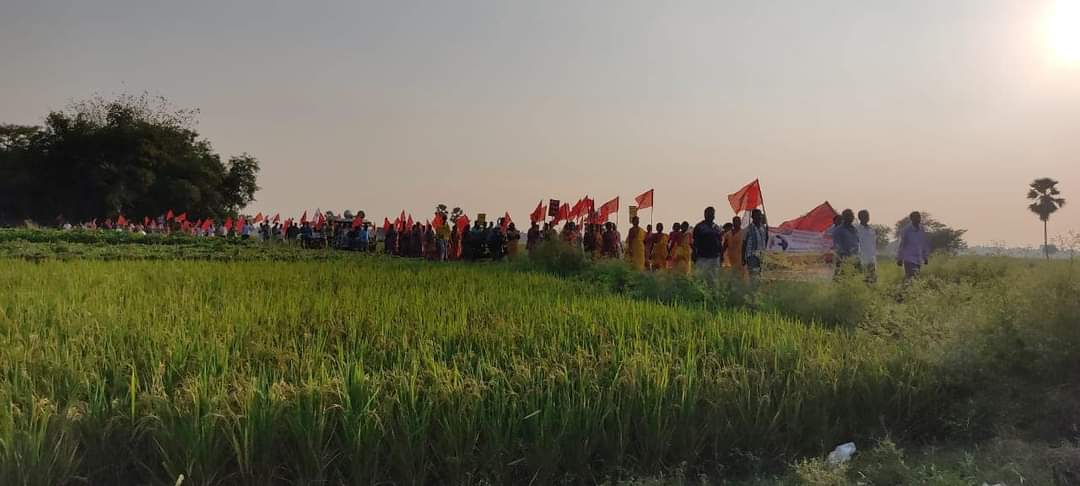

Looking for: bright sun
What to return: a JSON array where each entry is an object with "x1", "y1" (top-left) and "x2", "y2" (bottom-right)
[{"x1": 1049, "y1": 0, "x2": 1080, "y2": 63}]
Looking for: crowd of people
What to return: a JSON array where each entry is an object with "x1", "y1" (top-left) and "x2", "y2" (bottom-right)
[{"x1": 57, "y1": 204, "x2": 933, "y2": 282}]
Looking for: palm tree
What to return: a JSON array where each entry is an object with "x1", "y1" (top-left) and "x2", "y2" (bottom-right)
[{"x1": 1027, "y1": 178, "x2": 1066, "y2": 259}]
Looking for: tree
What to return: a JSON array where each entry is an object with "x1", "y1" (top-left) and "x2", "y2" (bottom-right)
[
  {"x1": 894, "y1": 212, "x2": 967, "y2": 255},
  {"x1": 0, "y1": 93, "x2": 260, "y2": 225},
  {"x1": 1027, "y1": 178, "x2": 1066, "y2": 260},
  {"x1": 870, "y1": 224, "x2": 892, "y2": 251}
]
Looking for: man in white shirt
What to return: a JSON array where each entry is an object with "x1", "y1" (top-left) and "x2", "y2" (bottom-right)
[{"x1": 855, "y1": 209, "x2": 878, "y2": 283}]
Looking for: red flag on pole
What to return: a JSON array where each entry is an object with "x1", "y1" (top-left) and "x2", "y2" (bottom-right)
[
  {"x1": 727, "y1": 179, "x2": 762, "y2": 214},
  {"x1": 116, "y1": 214, "x2": 128, "y2": 227},
  {"x1": 283, "y1": 218, "x2": 292, "y2": 235},
  {"x1": 406, "y1": 214, "x2": 414, "y2": 229},
  {"x1": 598, "y1": 197, "x2": 619, "y2": 222},
  {"x1": 254, "y1": 212, "x2": 264, "y2": 223},
  {"x1": 456, "y1": 214, "x2": 471, "y2": 232},
  {"x1": 143, "y1": 216, "x2": 150, "y2": 226},
  {"x1": 553, "y1": 203, "x2": 570, "y2": 224},
  {"x1": 315, "y1": 212, "x2": 326, "y2": 229},
  {"x1": 272, "y1": 213, "x2": 280, "y2": 223},
  {"x1": 432, "y1": 212, "x2": 444, "y2": 229},
  {"x1": 165, "y1": 209, "x2": 174, "y2": 221},
  {"x1": 224, "y1": 217, "x2": 234, "y2": 232},
  {"x1": 201, "y1": 218, "x2": 213, "y2": 231},
  {"x1": 778, "y1": 201, "x2": 837, "y2": 233},
  {"x1": 176, "y1": 212, "x2": 187, "y2": 223},
  {"x1": 300, "y1": 211, "x2": 308, "y2": 224},
  {"x1": 352, "y1": 214, "x2": 364, "y2": 230},
  {"x1": 236, "y1": 217, "x2": 246, "y2": 234},
  {"x1": 383, "y1": 217, "x2": 392, "y2": 233},
  {"x1": 501, "y1": 212, "x2": 512, "y2": 232},
  {"x1": 634, "y1": 189, "x2": 654, "y2": 210},
  {"x1": 530, "y1": 201, "x2": 546, "y2": 224}
]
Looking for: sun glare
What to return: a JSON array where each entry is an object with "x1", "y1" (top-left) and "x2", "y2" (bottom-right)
[{"x1": 1049, "y1": 0, "x2": 1080, "y2": 63}]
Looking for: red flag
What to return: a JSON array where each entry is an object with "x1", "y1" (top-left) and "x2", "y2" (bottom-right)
[
  {"x1": 300, "y1": 211, "x2": 308, "y2": 224},
  {"x1": 530, "y1": 201, "x2": 546, "y2": 224},
  {"x1": 282, "y1": 218, "x2": 292, "y2": 235},
  {"x1": 406, "y1": 214, "x2": 414, "y2": 229},
  {"x1": 165, "y1": 209, "x2": 174, "y2": 221},
  {"x1": 727, "y1": 179, "x2": 762, "y2": 214},
  {"x1": 501, "y1": 212, "x2": 512, "y2": 232},
  {"x1": 201, "y1": 219, "x2": 213, "y2": 231},
  {"x1": 181, "y1": 220, "x2": 192, "y2": 232},
  {"x1": 778, "y1": 201, "x2": 837, "y2": 233},
  {"x1": 272, "y1": 213, "x2": 280, "y2": 223},
  {"x1": 352, "y1": 214, "x2": 364, "y2": 230},
  {"x1": 454, "y1": 214, "x2": 469, "y2": 232},
  {"x1": 176, "y1": 212, "x2": 187, "y2": 223},
  {"x1": 224, "y1": 217, "x2": 234, "y2": 232},
  {"x1": 237, "y1": 217, "x2": 246, "y2": 233},
  {"x1": 383, "y1": 217, "x2": 392, "y2": 233},
  {"x1": 254, "y1": 212, "x2": 264, "y2": 223},
  {"x1": 143, "y1": 216, "x2": 150, "y2": 226},
  {"x1": 634, "y1": 189, "x2": 654, "y2": 210},
  {"x1": 116, "y1": 214, "x2": 128, "y2": 227},
  {"x1": 598, "y1": 197, "x2": 619, "y2": 222},
  {"x1": 432, "y1": 212, "x2": 445, "y2": 229},
  {"x1": 398, "y1": 211, "x2": 407, "y2": 231},
  {"x1": 553, "y1": 203, "x2": 570, "y2": 224}
]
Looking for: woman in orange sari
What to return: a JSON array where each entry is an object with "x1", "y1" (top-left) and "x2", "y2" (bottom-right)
[
  {"x1": 626, "y1": 217, "x2": 646, "y2": 271},
  {"x1": 671, "y1": 222, "x2": 692, "y2": 275},
  {"x1": 650, "y1": 223, "x2": 668, "y2": 270}
]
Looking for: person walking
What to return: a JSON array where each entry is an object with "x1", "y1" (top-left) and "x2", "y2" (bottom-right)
[
  {"x1": 896, "y1": 211, "x2": 930, "y2": 281},
  {"x1": 692, "y1": 207, "x2": 723, "y2": 281},
  {"x1": 856, "y1": 210, "x2": 878, "y2": 283},
  {"x1": 832, "y1": 209, "x2": 860, "y2": 279},
  {"x1": 743, "y1": 209, "x2": 768, "y2": 280},
  {"x1": 650, "y1": 223, "x2": 669, "y2": 270},
  {"x1": 626, "y1": 217, "x2": 646, "y2": 271},
  {"x1": 724, "y1": 216, "x2": 746, "y2": 278}
]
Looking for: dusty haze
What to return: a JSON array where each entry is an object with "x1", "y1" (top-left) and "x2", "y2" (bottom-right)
[{"x1": 3, "y1": 0, "x2": 1078, "y2": 245}]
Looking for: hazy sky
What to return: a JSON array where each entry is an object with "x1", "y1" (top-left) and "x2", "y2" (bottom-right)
[{"x1": 3, "y1": 0, "x2": 1078, "y2": 245}]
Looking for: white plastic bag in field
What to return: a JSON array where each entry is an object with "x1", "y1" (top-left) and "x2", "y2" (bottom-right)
[{"x1": 826, "y1": 442, "x2": 856, "y2": 466}]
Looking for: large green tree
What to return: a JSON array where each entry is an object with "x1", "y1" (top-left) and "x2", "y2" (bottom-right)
[
  {"x1": 0, "y1": 93, "x2": 259, "y2": 225},
  {"x1": 1027, "y1": 178, "x2": 1066, "y2": 260}
]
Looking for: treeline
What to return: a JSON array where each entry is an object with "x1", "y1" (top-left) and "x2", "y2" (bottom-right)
[{"x1": 0, "y1": 93, "x2": 259, "y2": 225}]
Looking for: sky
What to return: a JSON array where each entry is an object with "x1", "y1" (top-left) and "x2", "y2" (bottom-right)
[{"x1": 3, "y1": 0, "x2": 1078, "y2": 246}]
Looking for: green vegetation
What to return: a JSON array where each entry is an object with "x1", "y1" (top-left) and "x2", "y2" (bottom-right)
[
  {"x1": 0, "y1": 231, "x2": 1078, "y2": 485},
  {"x1": 0, "y1": 93, "x2": 259, "y2": 225}
]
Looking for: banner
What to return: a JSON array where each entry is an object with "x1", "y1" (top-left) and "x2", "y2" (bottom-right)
[
  {"x1": 628, "y1": 205, "x2": 638, "y2": 219},
  {"x1": 768, "y1": 228, "x2": 833, "y2": 253},
  {"x1": 548, "y1": 199, "x2": 560, "y2": 217},
  {"x1": 477, "y1": 213, "x2": 487, "y2": 226}
]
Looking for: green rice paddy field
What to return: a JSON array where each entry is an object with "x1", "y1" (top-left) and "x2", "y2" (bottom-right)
[{"x1": 1, "y1": 231, "x2": 1078, "y2": 485}]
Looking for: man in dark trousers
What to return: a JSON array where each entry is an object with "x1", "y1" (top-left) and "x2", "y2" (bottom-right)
[{"x1": 692, "y1": 206, "x2": 724, "y2": 282}]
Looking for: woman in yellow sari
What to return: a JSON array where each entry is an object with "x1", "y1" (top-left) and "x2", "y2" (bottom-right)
[
  {"x1": 724, "y1": 217, "x2": 746, "y2": 278},
  {"x1": 650, "y1": 223, "x2": 669, "y2": 270},
  {"x1": 626, "y1": 217, "x2": 646, "y2": 271},
  {"x1": 671, "y1": 222, "x2": 692, "y2": 275}
]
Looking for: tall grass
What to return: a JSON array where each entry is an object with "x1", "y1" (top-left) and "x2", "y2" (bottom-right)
[{"x1": 0, "y1": 257, "x2": 946, "y2": 484}]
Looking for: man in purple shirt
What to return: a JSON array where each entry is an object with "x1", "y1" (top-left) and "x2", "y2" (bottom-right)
[{"x1": 896, "y1": 211, "x2": 930, "y2": 281}]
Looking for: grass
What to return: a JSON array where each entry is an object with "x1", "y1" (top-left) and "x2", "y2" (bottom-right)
[
  {"x1": 0, "y1": 256, "x2": 947, "y2": 485},
  {"x1": 1, "y1": 230, "x2": 1078, "y2": 484}
]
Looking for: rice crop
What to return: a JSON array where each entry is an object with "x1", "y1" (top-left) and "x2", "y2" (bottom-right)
[{"x1": 0, "y1": 255, "x2": 946, "y2": 485}]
